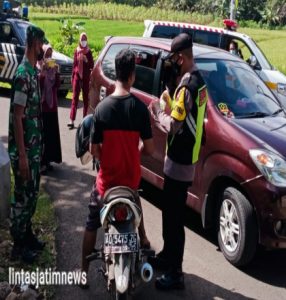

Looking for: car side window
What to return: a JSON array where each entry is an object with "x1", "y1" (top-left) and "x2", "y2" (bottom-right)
[
  {"x1": 101, "y1": 44, "x2": 128, "y2": 80},
  {"x1": 236, "y1": 40, "x2": 253, "y2": 63},
  {"x1": 151, "y1": 25, "x2": 181, "y2": 39},
  {"x1": 193, "y1": 31, "x2": 220, "y2": 47},
  {"x1": 224, "y1": 36, "x2": 255, "y2": 65},
  {"x1": 130, "y1": 45, "x2": 160, "y2": 95}
]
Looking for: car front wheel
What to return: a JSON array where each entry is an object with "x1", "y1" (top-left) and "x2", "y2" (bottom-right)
[{"x1": 217, "y1": 187, "x2": 258, "y2": 267}]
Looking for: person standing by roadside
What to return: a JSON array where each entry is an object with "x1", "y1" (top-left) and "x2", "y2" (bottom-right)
[
  {"x1": 68, "y1": 33, "x2": 94, "y2": 129},
  {"x1": 38, "y1": 44, "x2": 62, "y2": 172},
  {"x1": 149, "y1": 33, "x2": 208, "y2": 290},
  {"x1": 8, "y1": 25, "x2": 46, "y2": 263}
]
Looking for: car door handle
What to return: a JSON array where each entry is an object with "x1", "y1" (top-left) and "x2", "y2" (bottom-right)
[{"x1": 99, "y1": 86, "x2": 106, "y2": 101}]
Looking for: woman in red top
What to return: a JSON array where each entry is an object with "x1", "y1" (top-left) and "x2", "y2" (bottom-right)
[
  {"x1": 38, "y1": 44, "x2": 62, "y2": 172},
  {"x1": 68, "y1": 33, "x2": 94, "y2": 129}
]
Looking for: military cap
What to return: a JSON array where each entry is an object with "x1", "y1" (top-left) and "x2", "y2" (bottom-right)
[{"x1": 26, "y1": 25, "x2": 45, "y2": 42}]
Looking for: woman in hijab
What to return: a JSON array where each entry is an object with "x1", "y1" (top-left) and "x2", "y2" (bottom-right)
[
  {"x1": 38, "y1": 44, "x2": 62, "y2": 172},
  {"x1": 68, "y1": 33, "x2": 94, "y2": 129}
]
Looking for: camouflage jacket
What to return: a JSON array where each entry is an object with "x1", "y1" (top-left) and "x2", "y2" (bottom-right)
[{"x1": 8, "y1": 56, "x2": 42, "y2": 163}]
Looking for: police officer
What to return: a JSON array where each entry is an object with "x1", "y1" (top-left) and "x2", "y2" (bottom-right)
[
  {"x1": 8, "y1": 25, "x2": 46, "y2": 263},
  {"x1": 149, "y1": 33, "x2": 208, "y2": 290}
]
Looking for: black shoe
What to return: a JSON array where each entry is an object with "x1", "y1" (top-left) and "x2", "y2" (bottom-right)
[
  {"x1": 67, "y1": 122, "x2": 74, "y2": 129},
  {"x1": 27, "y1": 235, "x2": 46, "y2": 251},
  {"x1": 46, "y1": 163, "x2": 54, "y2": 171},
  {"x1": 155, "y1": 270, "x2": 185, "y2": 290},
  {"x1": 25, "y1": 231, "x2": 46, "y2": 251},
  {"x1": 11, "y1": 244, "x2": 38, "y2": 264},
  {"x1": 11, "y1": 244, "x2": 22, "y2": 261},
  {"x1": 148, "y1": 251, "x2": 169, "y2": 270},
  {"x1": 21, "y1": 247, "x2": 38, "y2": 264}
]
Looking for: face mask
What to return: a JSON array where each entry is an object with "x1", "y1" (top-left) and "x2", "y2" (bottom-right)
[
  {"x1": 163, "y1": 60, "x2": 179, "y2": 97},
  {"x1": 173, "y1": 61, "x2": 181, "y2": 77},
  {"x1": 37, "y1": 48, "x2": 44, "y2": 61},
  {"x1": 230, "y1": 49, "x2": 238, "y2": 56},
  {"x1": 80, "y1": 41, "x2": 87, "y2": 48}
]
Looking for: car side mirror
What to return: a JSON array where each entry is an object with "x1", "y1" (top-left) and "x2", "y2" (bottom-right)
[
  {"x1": 11, "y1": 38, "x2": 19, "y2": 45},
  {"x1": 248, "y1": 55, "x2": 262, "y2": 71},
  {"x1": 249, "y1": 55, "x2": 257, "y2": 67}
]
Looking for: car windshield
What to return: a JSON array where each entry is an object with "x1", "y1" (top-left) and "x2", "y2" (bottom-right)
[
  {"x1": 196, "y1": 59, "x2": 283, "y2": 118},
  {"x1": 15, "y1": 21, "x2": 49, "y2": 45}
]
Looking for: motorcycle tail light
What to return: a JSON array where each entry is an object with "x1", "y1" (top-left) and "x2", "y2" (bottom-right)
[{"x1": 113, "y1": 204, "x2": 129, "y2": 222}]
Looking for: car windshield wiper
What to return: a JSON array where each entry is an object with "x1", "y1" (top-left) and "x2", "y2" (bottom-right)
[
  {"x1": 271, "y1": 108, "x2": 284, "y2": 116},
  {"x1": 256, "y1": 86, "x2": 282, "y2": 107},
  {"x1": 236, "y1": 112, "x2": 271, "y2": 119}
]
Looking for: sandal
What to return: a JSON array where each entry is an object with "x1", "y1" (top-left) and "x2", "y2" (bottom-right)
[{"x1": 67, "y1": 121, "x2": 74, "y2": 129}]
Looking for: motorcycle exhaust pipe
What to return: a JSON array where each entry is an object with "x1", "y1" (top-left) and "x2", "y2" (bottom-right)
[{"x1": 140, "y1": 262, "x2": 153, "y2": 283}]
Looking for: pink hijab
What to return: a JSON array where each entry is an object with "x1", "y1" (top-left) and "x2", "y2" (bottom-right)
[{"x1": 77, "y1": 32, "x2": 90, "y2": 79}]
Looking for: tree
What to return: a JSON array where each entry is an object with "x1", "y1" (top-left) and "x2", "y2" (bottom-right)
[
  {"x1": 266, "y1": 0, "x2": 286, "y2": 26},
  {"x1": 235, "y1": 0, "x2": 267, "y2": 22}
]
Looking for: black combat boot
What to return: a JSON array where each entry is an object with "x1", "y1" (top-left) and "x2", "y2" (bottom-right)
[
  {"x1": 155, "y1": 268, "x2": 185, "y2": 290},
  {"x1": 25, "y1": 226, "x2": 46, "y2": 251},
  {"x1": 148, "y1": 250, "x2": 169, "y2": 271},
  {"x1": 11, "y1": 240, "x2": 38, "y2": 264}
]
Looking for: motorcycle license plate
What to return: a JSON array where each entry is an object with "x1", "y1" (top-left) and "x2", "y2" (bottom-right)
[{"x1": 104, "y1": 233, "x2": 138, "y2": 253}]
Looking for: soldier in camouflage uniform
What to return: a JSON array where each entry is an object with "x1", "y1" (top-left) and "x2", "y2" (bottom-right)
[{"x1": 8, "y1": 25, "x2": 45, "y2": 263}]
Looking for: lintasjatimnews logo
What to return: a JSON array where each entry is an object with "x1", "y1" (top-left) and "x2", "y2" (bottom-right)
[{"x1": 9, "y1": 268, "x2": 87, "y2": 288}]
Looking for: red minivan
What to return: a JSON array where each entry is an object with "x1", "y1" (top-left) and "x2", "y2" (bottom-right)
[{"x1": 89, "y1": 37, "x2": 286, "y2": 266}]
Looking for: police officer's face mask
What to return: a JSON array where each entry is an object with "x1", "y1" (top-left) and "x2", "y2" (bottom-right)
[
  {"x1": 163, "y1": 59, "x2": 179, "y2": 96},
  {"x1": 171, "y1": 55, "x2": 183, "y2": 77}
]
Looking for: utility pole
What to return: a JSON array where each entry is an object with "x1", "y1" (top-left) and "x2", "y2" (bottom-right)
[{"x1": 230, "y1": 0, "x2": 236, "y2": 20}]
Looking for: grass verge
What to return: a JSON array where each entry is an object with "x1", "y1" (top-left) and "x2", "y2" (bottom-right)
[{"x1": 0, "y1": 184, "x2": 57, "y2": 299}]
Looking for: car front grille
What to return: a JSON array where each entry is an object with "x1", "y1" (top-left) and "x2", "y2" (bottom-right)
[{"x1": 60, "y1": 64, "x2": 73, "y2": 76}]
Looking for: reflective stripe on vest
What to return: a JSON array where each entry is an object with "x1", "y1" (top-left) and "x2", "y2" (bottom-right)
[
  {"x1": 192, "y1": 84, "x2": 208, "y2": 163},
  {"x1": 168, "y1": 72, "x2": 208, "y2": 165}
]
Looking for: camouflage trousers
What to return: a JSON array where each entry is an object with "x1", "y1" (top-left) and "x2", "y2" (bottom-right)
[{"x1": 10, "y1": 160, "x2": 41, "y2": 244}]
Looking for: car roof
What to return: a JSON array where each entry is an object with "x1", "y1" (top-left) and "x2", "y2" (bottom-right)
[
  {"x1": 144, "y1": 19, "x2": 251, "y2": 40},
  {"x1": 107, "y1": 36, "x2": 243, "y2": 62}
]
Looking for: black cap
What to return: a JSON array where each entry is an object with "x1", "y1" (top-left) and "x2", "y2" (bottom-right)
[
  {"x1": 26, "y1": 25, "x2": 45, "y2": 43},
  {"x1": 165, "y1": 33, "x2": 193, "y2": 59}
]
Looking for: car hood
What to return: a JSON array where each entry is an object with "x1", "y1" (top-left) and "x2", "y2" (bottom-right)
[
  {"x1": 259, "y1": 70, "x2": 286, "y2": 108},
  {"x1": 233, "y1": 116, "x2": 286, "y2": 158},
  {"x1": 52, "y1": 51, "x2": 73, "y2": 65}
]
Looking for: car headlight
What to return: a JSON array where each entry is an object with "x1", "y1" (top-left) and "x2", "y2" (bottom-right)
[
  {"x1": 277, "y1": 83, "x2": 286, "y2": 97},
  {"x1": 249, "y1": 149, "x2": 286, "y2": 187}
]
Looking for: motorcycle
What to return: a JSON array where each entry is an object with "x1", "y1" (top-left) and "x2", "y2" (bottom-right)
[
  {"x1": 76, "y1": 115, "x2": 154, "y2": 298},
  {"x1": 86, "y1": 186, "x2": 154, "y2": 299}
]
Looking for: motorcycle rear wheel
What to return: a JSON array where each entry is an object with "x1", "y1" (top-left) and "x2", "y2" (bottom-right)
[{"x1": 109, "y1": 280, "x2": 129, "y2": 300}]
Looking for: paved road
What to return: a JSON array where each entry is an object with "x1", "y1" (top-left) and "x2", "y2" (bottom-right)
[{"x1": 1, "y1": 88, "x2": 286, "y2": 300}]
